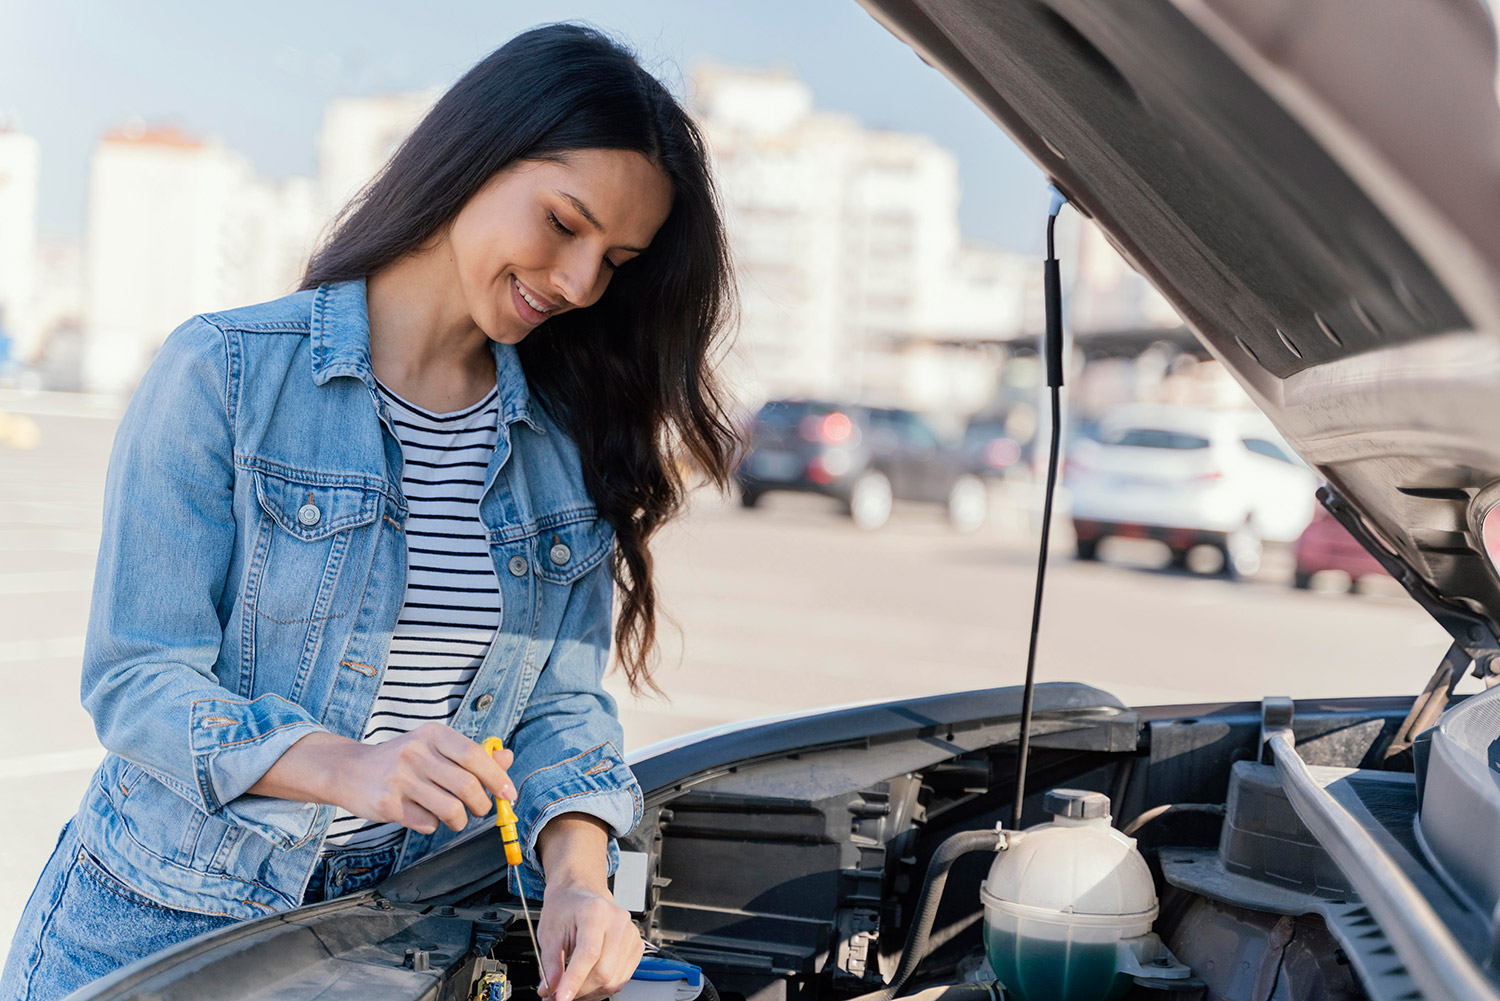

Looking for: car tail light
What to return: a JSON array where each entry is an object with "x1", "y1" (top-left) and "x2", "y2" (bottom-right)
[
  {"x1": 799, "y1": 412, "x2": 855, "y2": 444},
  {"x1": 1192, "y1": 470, "x2": 1223, "y2": 482},
  {"x1": 807, "y1": 457, "x2": 834, "y2": 484}
]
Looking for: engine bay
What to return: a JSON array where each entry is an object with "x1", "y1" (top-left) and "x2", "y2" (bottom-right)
[{"x1": 86, "y1": 685, "x2": 1496, "y2": 1001}]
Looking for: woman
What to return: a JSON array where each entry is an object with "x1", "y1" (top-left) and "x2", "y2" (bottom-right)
[{"x1": 1, "y1": 23, "x2": 737, "y2": 1001}]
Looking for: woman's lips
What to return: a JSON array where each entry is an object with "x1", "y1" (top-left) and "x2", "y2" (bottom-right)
[{"x1": 510, "y1": 275, "x2": 554, "y2": 325}]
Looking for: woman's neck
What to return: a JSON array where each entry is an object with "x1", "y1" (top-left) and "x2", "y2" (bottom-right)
[{"x1": 365, "y1": 242, "x2": 497, "y2": 413}]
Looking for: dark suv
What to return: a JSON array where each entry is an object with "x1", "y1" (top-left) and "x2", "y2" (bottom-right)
[{"x1": 734, "y1": 399, "x2": 988, "y2": 531}]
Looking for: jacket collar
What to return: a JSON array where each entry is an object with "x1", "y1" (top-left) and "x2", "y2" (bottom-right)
[{"x1": 308, "y1": 277, "x2": 540, "y2": 431}]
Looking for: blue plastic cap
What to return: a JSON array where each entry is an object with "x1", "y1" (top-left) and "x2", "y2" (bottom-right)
[
  {"x1": 631, "y1": 957, "x2": 702, "y2": 987},
  {"x1": 1048, "y1": 185, "x2": 1068, "y2": 217}
]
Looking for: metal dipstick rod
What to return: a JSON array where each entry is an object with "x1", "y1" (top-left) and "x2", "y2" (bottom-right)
[{"x1": 482, "y1": 737, "x2": 548, "y2": 991}]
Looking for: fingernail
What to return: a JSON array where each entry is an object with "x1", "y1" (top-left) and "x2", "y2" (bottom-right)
[{"x1": 503, "y1": 785, "x2": 517, "y2": 800}]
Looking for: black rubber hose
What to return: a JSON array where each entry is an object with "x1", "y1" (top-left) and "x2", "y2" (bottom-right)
[
  {"x1": 651, "y1": 946, "x2": 720, "y2": 1001},
  {"x1": 852, "y1": 828, "x2": 1003, "y2": 1001}
]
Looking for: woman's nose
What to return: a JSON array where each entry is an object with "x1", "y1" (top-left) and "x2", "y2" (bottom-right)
[{"x1": 552, "y1": 254, "x2": 606, "y2": 308}]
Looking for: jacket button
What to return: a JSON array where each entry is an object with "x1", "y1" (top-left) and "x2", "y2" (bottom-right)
[
  {"x1": 508, "y1": 555, "x2": 528, "y2": 577},
  {"x1": 474, "y1": 693, "x2": 494, "y2": 712},
  {"x1": 297, "y1": 503, "x2": 321, "y2": 527},
  {"x1": 549, "y1": 542, "x2": 571, "y2": 566}
]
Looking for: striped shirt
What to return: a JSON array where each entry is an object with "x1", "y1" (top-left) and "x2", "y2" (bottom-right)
[{"x1": 322, "y1": 379, "x2": 502, "y2": 853}]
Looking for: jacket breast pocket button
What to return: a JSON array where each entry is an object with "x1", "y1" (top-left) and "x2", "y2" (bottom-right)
[
  {"x1": 507, "y1": 555, "x2": 528, "y2": 577},
  {"x1": 297, "y1": 502, "x2": 321, "y2": 527},
  {"x1": 474, "y1": 693, "x2": 494, "y2": 711},
  {"x1": 549, "y1": 542, "x2": 571, "y2": 566}
]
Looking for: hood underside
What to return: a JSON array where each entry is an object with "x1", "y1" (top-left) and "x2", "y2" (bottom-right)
[{"x1": 859, "y1": 0, "x2": 1500, "y2": 638}]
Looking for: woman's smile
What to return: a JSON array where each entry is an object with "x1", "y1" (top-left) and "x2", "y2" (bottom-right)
[{"x1": 511, "y1": 274, "x2": 557, "y2": 325}]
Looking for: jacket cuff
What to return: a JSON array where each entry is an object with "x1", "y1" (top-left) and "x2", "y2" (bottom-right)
[
  {"x1": 511, "y1": 742, "x2": 641, "y2": 898},
  {"x1": 190, "y1": 694, "x2": 328, "y2": 848}
]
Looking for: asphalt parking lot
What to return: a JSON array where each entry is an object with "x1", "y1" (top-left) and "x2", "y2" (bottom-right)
[{"x1": 0, "y1": 389, "x2": 1458, "y2": 947}]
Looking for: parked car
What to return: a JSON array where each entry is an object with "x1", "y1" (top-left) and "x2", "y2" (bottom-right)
[
  {"x1": 960, "y1": 411, "x2": 1034, "y2": 481},
  {"x1": 65, "y1": 3, "x2": 1500, "y2": 1001},
  {"x1": 735, "y1": 399, "x2": 989, "y2": 531},
  {"x1": 1067, "y1": 404, "x2": 1317, "y2": 576},
  {"x1": 1293, "y1": 506, "x2": 1391, "y2": 590}
]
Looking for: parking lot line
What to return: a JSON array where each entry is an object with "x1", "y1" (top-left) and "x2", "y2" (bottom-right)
[
  {"x1": 0, "y1": 635, "x2": 85, "y2": 664},
  {"x1": 0, "y1": 746, "x2": 104, "y2": 780},
  {"x1": 0, "y1": 570, "x2": 95, "y2": 596}
]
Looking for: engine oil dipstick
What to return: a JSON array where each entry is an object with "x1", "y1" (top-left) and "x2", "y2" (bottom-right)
[{"x1": 482, "y1": 737, "x2": 548, "y2": 992}]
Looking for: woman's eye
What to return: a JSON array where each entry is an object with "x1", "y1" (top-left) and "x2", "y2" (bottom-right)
[{"x1": 547, "y1": 211, "x2": 573, "y2": 236}]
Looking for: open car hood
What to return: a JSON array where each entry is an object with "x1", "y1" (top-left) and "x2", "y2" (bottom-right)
[{"x1": 858, "y1": 0, "x2": 1500, "y2": 648}]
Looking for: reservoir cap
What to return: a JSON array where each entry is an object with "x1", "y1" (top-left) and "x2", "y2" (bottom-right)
[{"x1": 1044, "y1": 789, "x2": 1110, "y2": 820}]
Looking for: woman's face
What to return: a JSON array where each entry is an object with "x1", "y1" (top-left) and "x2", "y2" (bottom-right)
[{"x1": 447, "y1": 148, "x2": 674, "y2": 344}]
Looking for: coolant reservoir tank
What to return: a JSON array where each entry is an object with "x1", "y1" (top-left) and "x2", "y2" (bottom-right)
[{"x1": 980, "y1": 789, "x2": 1160, "y2": 1001}]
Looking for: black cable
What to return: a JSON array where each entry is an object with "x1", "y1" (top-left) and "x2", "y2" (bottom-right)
[
  {"x1": 849, "y1": 829, "x2": 1002, "y2": 1001},
  {"x1": 1011, "y1": 205, "x2": 1066, "y2": 832},
  {"x1": 650, "y1": 945, "x2": 721, "y2": 1001}
]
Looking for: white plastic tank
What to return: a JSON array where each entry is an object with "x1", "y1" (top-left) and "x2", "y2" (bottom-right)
[{"x1": 980, "y1": 789, "x2": 1172, "y2": 1001}]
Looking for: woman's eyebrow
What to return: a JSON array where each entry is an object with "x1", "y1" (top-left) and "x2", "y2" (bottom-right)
[{"x1": 557, "y1": 190, "x2": 648, "y2": 253}]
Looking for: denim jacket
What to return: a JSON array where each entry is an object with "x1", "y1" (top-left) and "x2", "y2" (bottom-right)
[{"x1": 72, "y1": 278, "x2": 641, "y2": 919}]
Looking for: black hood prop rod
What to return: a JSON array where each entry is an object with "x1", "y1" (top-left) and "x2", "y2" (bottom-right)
[{"x1": 1011, "y1": 186, "x2": 1069, "y2": 830}]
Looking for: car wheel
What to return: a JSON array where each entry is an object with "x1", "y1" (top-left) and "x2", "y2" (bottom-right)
[
  {"x1": 1075, "y1": 536, "x2": 1101, "y2": 561},
  {"x1": 848, "y1": 471, "x2": 893, "y2": 531},
  {"x1": 946, "y1": 475, "x2": 988, "y2": 533},
  {"x1": 1223, "y1": 519, "x2": 1263, "y2": 579},
  {"x1": 739, "y1": 489, "x2": 762, "y2": 509},
  {"x1": 1293, "y1": 568, "x2": 1312, "y2": 589}
]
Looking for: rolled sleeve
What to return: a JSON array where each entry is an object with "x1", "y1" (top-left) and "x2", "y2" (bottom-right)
[
  {"x1": 190, "y1": 694, "x2": 330, "y2": 847},
  {"x1": 506, "y1": 563, "x2": 643, "y2": 897},
  {"x1": 81, "y1": 317, "x2": 329, "y2": 847}
]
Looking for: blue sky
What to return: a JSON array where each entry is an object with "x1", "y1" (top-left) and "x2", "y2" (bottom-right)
[{"x1": 1, "y1": 0, "x2": 1046, "y2": 250}]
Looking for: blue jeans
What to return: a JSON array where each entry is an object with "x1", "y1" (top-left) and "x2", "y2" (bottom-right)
[
  {"x1": 298, "y1": 842, "x2": 401, "y2": 904},
  {"x1": 0, "y1": 820, "x2": 400, "y2": 1001}
]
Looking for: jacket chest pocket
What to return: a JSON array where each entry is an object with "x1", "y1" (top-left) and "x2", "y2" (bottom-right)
[
  {"x1": 532, "y1": 515, "x2": 613, "y2": 586},
  {"x1": 250, "y1": 468, "x2": 383, "y2": 625}
]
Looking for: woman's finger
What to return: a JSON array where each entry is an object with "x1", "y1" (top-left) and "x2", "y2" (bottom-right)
[
  {"x1": 590, "y1": 917, "x2": 643, "y2": 999},
  {"x1": 397, "y1": 801, "x2": 442, "y2": 836},
  {"x1": 408, "y1": 781, "x2": 471, "y2": 833},
  {"x1": 552, "y1": 926, "x2": 605, "y2": 1001},
  {"x1": 422, "y1": 754, "x2": 494, "y2": 818},
  {"x1": 442, "y1": 731, "x2": 517, "y2": 801}
]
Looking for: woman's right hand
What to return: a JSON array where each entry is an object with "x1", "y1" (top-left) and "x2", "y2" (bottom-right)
[
  {"x1": 249, "y1": 724, "x2": 516, "y2": 835},
  {"x1": 336, "y1": 723, "x2": 517, "y2": 834}
]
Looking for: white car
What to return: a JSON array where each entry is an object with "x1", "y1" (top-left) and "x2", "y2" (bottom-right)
[{"x1": 1067, "y1": 404, "x2": 1317, "y2": 576}]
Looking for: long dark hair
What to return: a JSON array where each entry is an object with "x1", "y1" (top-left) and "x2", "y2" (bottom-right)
[{"x1": 301, "y1": 24, "x2": 738, "y2": 695}]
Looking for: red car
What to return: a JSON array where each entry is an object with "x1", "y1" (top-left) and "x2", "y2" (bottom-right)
[{"x1": 1292, "y1": 507, "x2": 1388, "y2": 590}]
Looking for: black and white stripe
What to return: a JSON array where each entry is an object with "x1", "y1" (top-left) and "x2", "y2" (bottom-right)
[{"x1": 323, "y1": 380, "x2": 501, "y2": 853}]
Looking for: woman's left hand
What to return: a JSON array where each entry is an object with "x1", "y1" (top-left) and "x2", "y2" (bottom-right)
[{"x1": 536, "y1": 881, "x2": 644, "y2": 1001}]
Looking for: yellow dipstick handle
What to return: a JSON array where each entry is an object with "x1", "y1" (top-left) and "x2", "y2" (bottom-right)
[{"x1": 481, "y1": 737, "x2": 523, "y2": 867}]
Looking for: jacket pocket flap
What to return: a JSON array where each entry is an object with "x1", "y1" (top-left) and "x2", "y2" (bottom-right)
[
  {"x1": 253, "y1": 469, "x2": 381, "y2": 542},
  {"x1": 532, "y1": 516, "x2": 614, "y2": 584}
]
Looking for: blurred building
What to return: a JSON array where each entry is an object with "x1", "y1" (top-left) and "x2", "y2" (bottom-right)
[
  {"x1": 318, "y1": 91, "x2": 438, "y2": 217},
  {"x1": 692, "y1": 66, "x2": 1028, "y2": 414},
  {"x1": 0, "y1": 128, "x2": 40, "y2": 365},
  {"x1": 1068, "y1": 218, "x2": 1182, "y2": 332},
  {"x1": 83, "y1": 126, "x2": 320, "y2": 393}
]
